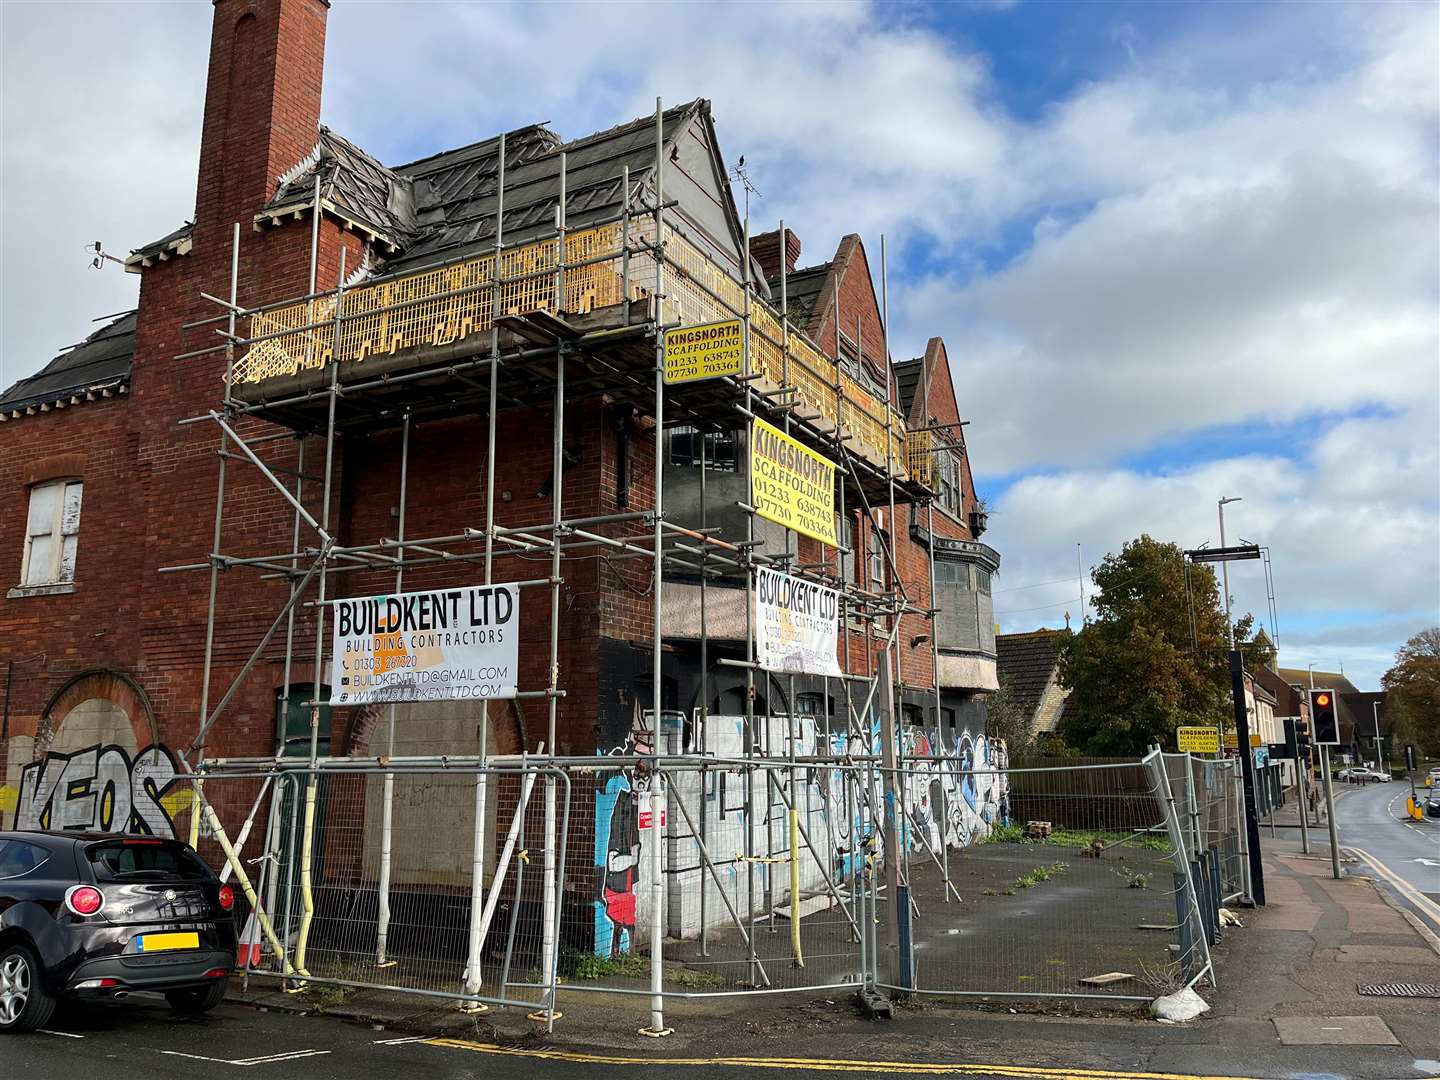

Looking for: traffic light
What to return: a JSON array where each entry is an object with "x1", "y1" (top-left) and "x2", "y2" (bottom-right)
[
  {"x1": 1310, "y1": 689, "x2": 1339, "y2": 745},
  {"x1": 1294, "y1": 714, "x2": 1313, "y2": 761}
]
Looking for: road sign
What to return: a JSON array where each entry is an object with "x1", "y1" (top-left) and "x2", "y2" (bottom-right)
[
  {"x1": 1223, "y1": 731, "x2": 1239, "y2": 750},
  {"x1": 663, "y1": 319, "x2": 744, "y2": 383},
  {"x1": 1177, "y1": 726, "x2": 1221, "y2": 753},
  {"x1": 1184, "y1": 544, "x2": 1263, "y2": 563}
]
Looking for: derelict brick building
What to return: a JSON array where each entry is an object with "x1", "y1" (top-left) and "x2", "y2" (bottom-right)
[{"x1": 0, "y1": 0, "x2": 1002, "y2": 954}]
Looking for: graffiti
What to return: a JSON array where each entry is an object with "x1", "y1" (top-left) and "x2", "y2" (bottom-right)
[
  {"x1": 899, "y1": 727, "x2": 1010, "y2": 854},
  {"x1": 589, "y1": 706, "x2": 1012, "y2": 949},
  {"x1": 595, "y1": 772, "x2": 640, "y2": 956},
  {"x1": 593, "y1": 704, "x2": 680, "y2": 956},
  {"x1": 16, "y1": 743, "x2": 181, "y2": 837}
]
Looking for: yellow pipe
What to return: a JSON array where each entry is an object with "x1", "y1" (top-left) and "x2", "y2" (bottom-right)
[
  {"x1": 790, "y1": 805, "x2": 804, "y2": 968},
  {"x1": 292, "y1": 775, "x2": 318, "y2": 977},
  {"x1": 202, "y1": 799, "x2": 296, "y2": 977}
]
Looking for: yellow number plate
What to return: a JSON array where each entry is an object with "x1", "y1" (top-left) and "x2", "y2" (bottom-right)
[{"x1": 136, "y1": 932, "x2": 200, "y2": 953}]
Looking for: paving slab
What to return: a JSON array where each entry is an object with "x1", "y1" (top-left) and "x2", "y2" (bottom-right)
[
  {"x1": 1336, "y1": 943, "x2": 1440, "y2": 964},
  {"x1": 1272, "y1": 1015, "x2": 1400, "y2": 1045}
]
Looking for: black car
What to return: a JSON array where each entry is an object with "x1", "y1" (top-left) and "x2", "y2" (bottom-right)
[
  {"x1": 1426, "y1": 791, "x2": 1440, "y2": 819},
  {"x1": 0, "y1": 831, "x2": 236, "y2": 1032}
]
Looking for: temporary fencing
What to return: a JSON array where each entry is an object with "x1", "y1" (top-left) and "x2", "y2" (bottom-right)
[{"x1": 190, "y1": 746, "x2": 1241, "y2": 1029}]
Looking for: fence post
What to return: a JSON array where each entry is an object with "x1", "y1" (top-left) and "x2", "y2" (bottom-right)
[
  {"x1": 639, "y1": 763, "x2": 671, "y2": 1036},
  {"x1": 1144, "y1": 748, "x2": 1214, "y2": 989},
  {"x1": 1208, "y1": 847, "x2": 1223, "y2": 937},
  {"x1": 458, "y1": 752, "x2": 492, "y2": 1011},
  {"x1": 1184, "y1": 752, "x2": 1202, "y2": 860},
  {"x1": 1174, "y1": 872, "x2": 1194, "y2": 981}
]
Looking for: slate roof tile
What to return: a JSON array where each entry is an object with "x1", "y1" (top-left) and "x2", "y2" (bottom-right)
[{"x1": 0, "y1": 311, "x2": 136, "y2": 412}]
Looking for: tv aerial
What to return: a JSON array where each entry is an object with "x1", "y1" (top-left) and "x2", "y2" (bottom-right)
[{"x1": 87, "y1": 241, "x2": 125, "y2": 270}]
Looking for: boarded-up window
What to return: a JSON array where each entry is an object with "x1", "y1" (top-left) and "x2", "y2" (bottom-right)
[{"x1": 22, "y1": 479, "x2": 83, "y2": 586}]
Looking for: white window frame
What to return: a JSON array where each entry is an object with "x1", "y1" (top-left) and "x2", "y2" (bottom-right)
[
  {"x1": 20, "y1": 479, "x2": 83, "y2": 587},
  {"x1": 868, "y1": 526, "x2": 888, "y2": 590}
]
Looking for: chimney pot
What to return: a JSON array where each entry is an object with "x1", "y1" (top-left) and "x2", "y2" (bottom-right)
[{"x1": 751, "y1": 228, "x2": 802, "y2": 281}]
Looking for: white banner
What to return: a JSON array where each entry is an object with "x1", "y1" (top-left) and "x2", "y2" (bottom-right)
[
  {"x1": 754, "y1": 567, "x2": 841, "y2": 676},
  {"x1": 330, "y1": 584, "x2": 519, "y2": 705}
]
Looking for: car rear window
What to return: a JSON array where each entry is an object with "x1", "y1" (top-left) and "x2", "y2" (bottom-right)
[{"x1": 85, "y1": 839, "x2": 212, "y2": 882}]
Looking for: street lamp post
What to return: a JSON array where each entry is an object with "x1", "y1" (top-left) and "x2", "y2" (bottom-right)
[
  {"x1": 1218, "y1": 497, "x2": 1241, "y2": 646},
  {"x1": 1372, "y1": 701, "x2": 1383, "y2": 772}
]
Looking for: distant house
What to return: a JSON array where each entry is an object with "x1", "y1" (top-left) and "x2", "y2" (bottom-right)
[
  {"x1": 1276, "y1": 668, "x2": 1377, "y2": 765},
  {"x1": 995, "y1": 629, "x2": 1071, "y2": 738}
]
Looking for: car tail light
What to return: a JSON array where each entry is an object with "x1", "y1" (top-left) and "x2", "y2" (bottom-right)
[
  {"x1": 65, "y1": 884, "x2": 105, "y2": 916},
  {"x1": 217, "y1": 885, "x2": 235, "y2": 911},
  {"x1": 202, "y1": 968, "x2": 229, "y2": 979},
  {"x1": 73, "y1": 978, "x2": 121, "y2": 990}
]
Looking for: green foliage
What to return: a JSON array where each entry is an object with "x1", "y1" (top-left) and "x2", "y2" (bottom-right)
[
  {"x1": 1110, "y1": 865, "x2": 1151, "y2": 889},
  {"x1": 567, "y1": 951, "x2": 649, "y2": 981},
  {"x1": 1383, "y1": 628, "x2": 1440, "y2": 757},
  {"x1": 1014, "y1": 862, "x2": 1068, "y2": 889},
  {"x1": 1057, "y1": 535, "x2": 1261, "y2": 757},
  {"x1": 980, "y1": 821, "x2": 1028, "y2": 844},
  {"x1": 980, "y1": 824, "x2": 1171, "y2": 853},
  {"x1": 985, "y1": 673, "x2": 1035, "y2": 761},
  {"x1": 1047, "y1": 829, "x2": 1171, "y2": 853},
  {"x1": 564, "y1": 951, "x2": 724, "y2": 989}
]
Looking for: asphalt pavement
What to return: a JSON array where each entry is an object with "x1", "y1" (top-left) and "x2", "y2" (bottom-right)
[
  {"x1": 6, "y1": 786, "x2": 1439, "y2": 1080},
  {"x1": 0, "y1": 996, "x2": 1285, "y2": 1080},
  {"x1": 1330, "y1": 777, "x2": 1440, "y2": 933}
]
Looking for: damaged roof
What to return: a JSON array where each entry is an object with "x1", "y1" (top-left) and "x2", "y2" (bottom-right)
[
  {"x1": 767, "y1": 261, "x2": 831, "y2": 332},
  {"x1": 128, "y1": 98, "x2": 761, "y2": 308},
  {"x1": 261, "y1": 127, "x2": 417, "y2": 247},
  {"x1": 892, "y1": 357, "x2": 924, "y2": 417},
  {"x1": 0, "y1": 311, "x2": 135, "y2": 415}
]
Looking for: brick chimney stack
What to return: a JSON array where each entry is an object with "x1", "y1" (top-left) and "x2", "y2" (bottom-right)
[
  {"x1": 194, "y1": 0, "x2": 329, "y2": 246},
  {"x1": 751, "y1": 228, "x2": 802, "y2": 281}
]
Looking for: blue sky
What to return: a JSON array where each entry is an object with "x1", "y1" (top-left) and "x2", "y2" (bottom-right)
[{"x1": 2, "y1": 0, "x2": 1436, "y2": 689}]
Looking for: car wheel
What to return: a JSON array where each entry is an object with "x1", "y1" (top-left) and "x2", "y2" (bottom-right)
[
  {"x1": 0, "y1": 942, "x2": 57, "y2": 1034},
  {"x1": 165, "y1": 978, "x2": 227, "y2": 1015}
]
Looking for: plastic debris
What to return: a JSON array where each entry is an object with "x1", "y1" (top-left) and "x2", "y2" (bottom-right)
[{"x1": 1152, "y1": 987, "x2": 1210, "y2": 1023}]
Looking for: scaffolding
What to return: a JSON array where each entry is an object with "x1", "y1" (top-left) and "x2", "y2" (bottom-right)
[{"x1": 165, "y1": 99, "x2": 982, "y2": 1031}]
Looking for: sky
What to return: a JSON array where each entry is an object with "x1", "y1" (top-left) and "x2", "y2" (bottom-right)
[{"x1": 2, "y1": 0, "x2": 1437, "y2": 690}]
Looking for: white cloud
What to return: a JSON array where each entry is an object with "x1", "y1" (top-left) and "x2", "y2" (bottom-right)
[
  {"x1": 1, "y1": 1, "x2": 1434, "y2": 688},
  {"x1": 986, "y1": 402, "x2": 1440, "y2": 689},
  {"x1": 0, "y1": 4, "x2": 208, "y2": 390}
]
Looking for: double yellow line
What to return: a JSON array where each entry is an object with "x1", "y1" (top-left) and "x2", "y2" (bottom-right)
[{"x1": 425, "y1": 1039, "x2": 1264, "y2": 1080}]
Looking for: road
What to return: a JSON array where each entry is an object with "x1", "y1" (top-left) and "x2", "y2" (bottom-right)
[
  {"x1": 2, "y1": 997, "x2": 1291, "y2": 1080},
  {"x1": 1330, "y1": 776, "x2": 1440, "y2": 934}
]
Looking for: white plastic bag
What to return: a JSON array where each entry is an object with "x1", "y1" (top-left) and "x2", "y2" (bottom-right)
[{"x1": 1152, "y1": 986, "x2": 1209, "y2": 1023}]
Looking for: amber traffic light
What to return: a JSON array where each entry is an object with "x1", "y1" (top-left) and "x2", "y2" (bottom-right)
[{"x1": 1310, "y1": 688, "x2": 1339, "y2": 745}]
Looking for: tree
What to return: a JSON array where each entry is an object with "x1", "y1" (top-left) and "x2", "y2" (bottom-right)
[
  {"x1": 1382, "y1": 628, "x2": 1440, "y2": 758},
  {"x1": 1056, "y1": 535, "x2": 1254, "y2": 757},
  {"x1": 986, "y1": 674, "x2": 1033, "y2": 762}
]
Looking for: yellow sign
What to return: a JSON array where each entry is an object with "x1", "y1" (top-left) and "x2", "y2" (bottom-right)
[
  {"x1": 1250, "y1": 733, "x2": 1262, "y2": 748},
  {"x1": 663, "y1": 319, "x2": 744, "y2": 383},
  {"x1": 750, "y1": 418, "x2": 837, "y2": 546},
  {"x1": 1177, "y1": 726, "x2": 1221, "y2": 753},
  {"x1": 1223, "y1": 732, "x2": 1239, "y2": 750}
]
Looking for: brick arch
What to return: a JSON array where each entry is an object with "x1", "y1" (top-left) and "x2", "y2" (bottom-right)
[{"x1": 36, "y1": 668, "x2": 158, "y2": 756}]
